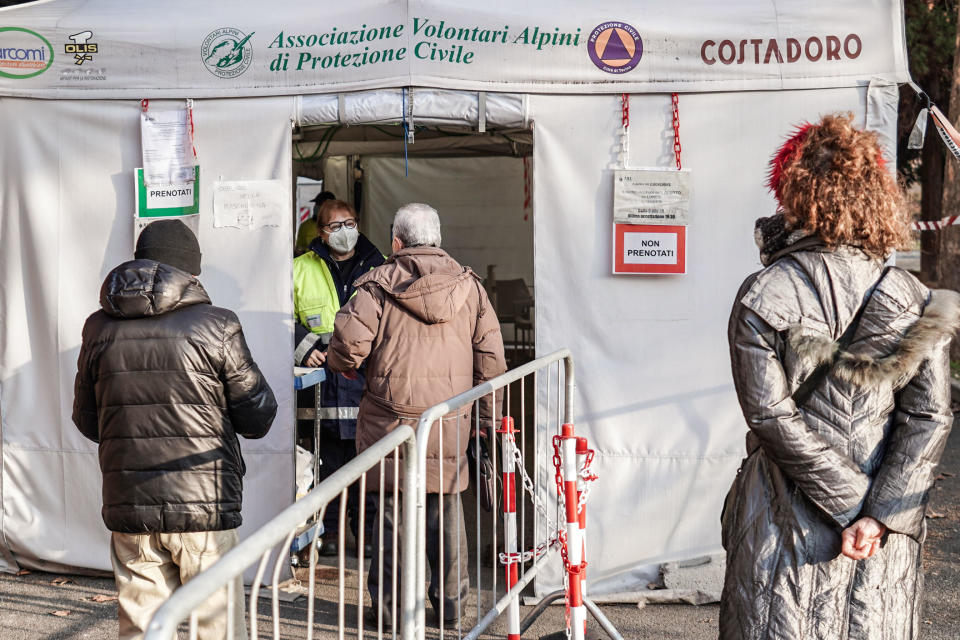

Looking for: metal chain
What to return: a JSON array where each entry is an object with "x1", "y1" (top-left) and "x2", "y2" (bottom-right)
[
  {"x1": 504, "y1": 430, "x2": 553, "y2": 523},
  {"x1": 498, "y1": 533, "x2": 561, "y2": 565},
  {"x1": 576, "y1": 449, "x2": 598, "y2": 514},
  {"x1": 671, "y1": 92, "x2": 682, "y2": 170},
  {"x1": 552, "y1": 435, "x2": 565, "y2": 501}
]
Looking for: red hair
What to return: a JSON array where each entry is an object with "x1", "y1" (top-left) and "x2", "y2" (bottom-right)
[{"x1": 768, "y1": 113, "x2": 906, "y2": 258}]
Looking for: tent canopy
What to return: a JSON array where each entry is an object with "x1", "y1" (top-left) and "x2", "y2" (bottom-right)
[{"x1": 0, "y1": 0, "x2": 908, "y2": 98}]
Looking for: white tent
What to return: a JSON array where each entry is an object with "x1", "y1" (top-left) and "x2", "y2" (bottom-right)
[{"x1": 0, "y1": 0, "x2": 909, "y2": 596}]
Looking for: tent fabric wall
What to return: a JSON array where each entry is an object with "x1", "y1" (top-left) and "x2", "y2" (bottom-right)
[
  {"x1": 0, "y1": 96, "x2": 296, "y2": 572},
  {"x1": 362, "y1": 156, "x2": 532, "y2": 285},
  {"x1": 529, "y1": 87, "x2": 892, "y2": 595}
]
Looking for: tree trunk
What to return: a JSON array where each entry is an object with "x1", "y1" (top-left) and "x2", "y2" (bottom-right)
[
  {"x1": 921, "y1": 131, "x2": 945, "y2": 284},
  {"x1": 939, "y1": 3, "x2": 960, "y2": 362}
]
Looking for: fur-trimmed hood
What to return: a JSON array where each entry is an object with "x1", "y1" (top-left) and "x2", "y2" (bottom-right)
[{"x1": 789, "y1": 287, "x2": 960, "y2": 389}]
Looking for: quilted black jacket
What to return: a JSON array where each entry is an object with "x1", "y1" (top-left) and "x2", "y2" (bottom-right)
[{"x1": 72, "y1": 259, "x2": 277, "y2": 533}]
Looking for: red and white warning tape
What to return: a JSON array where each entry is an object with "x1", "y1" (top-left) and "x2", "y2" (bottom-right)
[{"x1": 911, "y1": 215, "x2": 960, "y2": 231}]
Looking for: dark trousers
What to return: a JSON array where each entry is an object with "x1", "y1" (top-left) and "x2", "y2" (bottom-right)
[
  {"x1": 368, "y1": 493, "x2": 469, "y2": 618},
  {"x1": 318, "y1": 436, "x2": 376, "y2": 540}
]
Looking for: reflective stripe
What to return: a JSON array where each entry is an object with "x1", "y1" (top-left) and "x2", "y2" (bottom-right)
[
  {"x1": 294, "y1": 332, "x2": 320, "y2": 364},
  {"x1": 317, "y1": 406, "x2": 360, "y2": 420}
]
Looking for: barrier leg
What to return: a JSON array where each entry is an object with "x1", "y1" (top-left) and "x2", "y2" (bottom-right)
[
  {"x1": 561, "y1": 424, "x2": 586, "y2": 640},
  {"x1": 499, "y1": 417, "x2": 521, "y2": 640}
]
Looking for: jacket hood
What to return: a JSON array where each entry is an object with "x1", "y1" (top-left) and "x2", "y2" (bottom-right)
[
  {"x1": 787, "y1": 272, "x2": 960, "y2": 389},
  {"x1": 354, "y1": 247, "x2": 477, "y2": 324},
  {"x1": 100, "y1": 259, "x2": 211, "y2": 319}
]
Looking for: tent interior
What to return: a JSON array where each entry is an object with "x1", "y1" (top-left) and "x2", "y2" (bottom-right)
[{"x1": 293, "y1": 122, "x2": 536, "y2": 366}]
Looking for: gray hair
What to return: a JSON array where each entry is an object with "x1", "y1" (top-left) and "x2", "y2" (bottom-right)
[{"x1": 393, "y1": 203, "x2": 441, "y2": 248}]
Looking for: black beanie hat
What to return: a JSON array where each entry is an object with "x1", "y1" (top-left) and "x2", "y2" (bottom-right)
[{"x1": 135, "y1": 220, "x2": 202, "y2": 275}]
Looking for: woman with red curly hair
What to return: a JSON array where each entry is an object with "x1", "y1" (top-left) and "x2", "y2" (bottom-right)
[{"x1": 721, "y1": 113, "x2": 960, "y2": 639}]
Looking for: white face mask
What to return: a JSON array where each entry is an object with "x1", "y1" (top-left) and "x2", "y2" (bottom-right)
[{"x1": 326, "y1": 226, "x2": 359, "y2": 254}]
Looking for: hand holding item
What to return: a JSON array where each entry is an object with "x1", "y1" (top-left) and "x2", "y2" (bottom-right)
[
  {"x1": 305, "y1": 349, "x2": 326, "y2": 368},
  {"x1": 341, "y1": 369, "x2": 358, "y2": 380},
  {"x1": 841, "y1": 516, "x2": 886, "y2": 560}
]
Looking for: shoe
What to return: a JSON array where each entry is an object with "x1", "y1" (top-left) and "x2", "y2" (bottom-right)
[
  {"x1": 318, "y1": 538, "x2": 338, "y2": 557},
  {"x1": 429, "y1": 608, "x2": 459, "y2": 627},
  {"x1": 428, "y1": 595, "x2": 459, "y2": 626},
  {"x1": 364, "y1": 601, "x2": 393, "y2": 629}
]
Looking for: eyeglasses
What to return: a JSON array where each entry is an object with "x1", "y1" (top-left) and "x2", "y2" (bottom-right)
[{"x1": 321, "y1": 219, "x2": 357, "y2": 232}]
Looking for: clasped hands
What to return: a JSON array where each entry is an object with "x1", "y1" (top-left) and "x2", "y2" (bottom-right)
[{"x1": 840, "y1": 516, "x2": 886, "y2": 560}]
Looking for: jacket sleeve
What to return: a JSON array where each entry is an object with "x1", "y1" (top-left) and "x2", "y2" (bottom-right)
[
  {"x1": 326, "y1": 285, "x2": 382, "y2": 372},
  {"x1": 861, "y1": 335, "x2": 954, "y2": 540},
  {"x1": 222, "y1": 314, "x2": 278, "y2": 439},
  {"x1": 729, "y1": 301, "x2": 871, "y2": 528},
  {"x1": 294, "y1": 321, "x2": 322, "y2": 366},
  {"x1": 473, "y1": 282, "x2": 508, "y2": 432},
  {"x1": 71, "y1": 318, "x2": 100, "y2": 443}
]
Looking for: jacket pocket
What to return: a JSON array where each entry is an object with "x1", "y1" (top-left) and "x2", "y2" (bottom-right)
[
  {"x1": 720, "y1": 452, "x2": 757, "y2": 550},
  {"x1": 300, "y1": 302, "x2": 333, "y2": 333},
  {"x1": 181, "y1": 530, "x2": 234, "y2": 556}
]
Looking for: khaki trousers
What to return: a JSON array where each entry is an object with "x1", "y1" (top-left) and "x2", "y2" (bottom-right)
[{"x1": 110, "y1": 530, "x2": 246, "y2": 640}]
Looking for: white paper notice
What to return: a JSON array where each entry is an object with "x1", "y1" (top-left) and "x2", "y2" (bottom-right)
[
  {"x1": 213, "y1": 180, "x2": 286, "y2": 229},
  {"x1": 141, "y1": 108, "x2": 196, "y2": 186},
  {"x1": 614, "y1": 169, "x2": 691, "y2": 226}
]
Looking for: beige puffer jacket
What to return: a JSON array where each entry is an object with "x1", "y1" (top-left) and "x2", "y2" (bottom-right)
[{"x1": 326, "y1": 247, "x2": 506, "y2": 493}]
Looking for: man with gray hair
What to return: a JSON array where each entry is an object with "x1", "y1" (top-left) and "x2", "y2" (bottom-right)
[{"x1": 326, "y1": 203, "x2": 506, "y2": 625}]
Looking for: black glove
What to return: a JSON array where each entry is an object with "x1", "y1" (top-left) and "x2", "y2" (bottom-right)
[{"x1": 466, "y1": 436, "x2": 498, "y2": 512}]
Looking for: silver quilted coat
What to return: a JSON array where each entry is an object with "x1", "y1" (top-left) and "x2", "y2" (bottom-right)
[{"x1": 721, "y1": 241, "x2": 960, "y2": 639}]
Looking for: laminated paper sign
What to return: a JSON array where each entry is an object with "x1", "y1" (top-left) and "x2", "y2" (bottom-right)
[
  {"x1": 133, "y1": 166, "x2": 200, "y2": 241},
  {"x1": 213, "y1": 180, "x2": 285, "y2": 229},
  {"x1": 140, "y1": 107, "x2": 196, "y2": 186},
  {"x1": 614, "y1": 169, "x2": 690, "y2": 226}
]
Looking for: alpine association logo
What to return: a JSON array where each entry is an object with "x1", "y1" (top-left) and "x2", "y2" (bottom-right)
[
  {"x1": 588, "y1": 22, "x2": 643, "y2": 74},
  {"x1": 201, "y1": 27, "x2": 254, "y2": 78},
  {"x1": 65, "y1": 30, "x2": 98, "y2": 65}
]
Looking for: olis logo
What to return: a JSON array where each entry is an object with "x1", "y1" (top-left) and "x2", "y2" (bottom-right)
[
  {"x1": 65, "y1": 31, "x2": 98, "y2": 65},
  {"x1": 201, "y1": 27, "x2": 254, "y2": 78}
]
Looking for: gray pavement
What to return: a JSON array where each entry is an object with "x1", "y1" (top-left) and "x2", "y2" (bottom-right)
[{"x1": 3, "y1": 408, "x2": 960, "y2": 639}]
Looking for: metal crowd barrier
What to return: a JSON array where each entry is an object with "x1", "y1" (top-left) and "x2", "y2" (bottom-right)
[
  {"x1": 415, "y1": 348, "x2": 595, "y2": 640},
  {"x1": 142, "y1": 423, "x2": 418, "y2": 640},
  {"x1": 144, "y1": 348, "x2": 621, "y2": 640}
]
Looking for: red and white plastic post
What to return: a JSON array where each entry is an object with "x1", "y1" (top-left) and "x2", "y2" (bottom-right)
[
  {"x1": 499, "y1": 416, "x2": 521, "y2": 640},
  {"x1": 561, "y1": 424, "x2": 586, "y2": 640},
  {"x1": 576, "y1": 437, "x2": 589, "y2": 597}
]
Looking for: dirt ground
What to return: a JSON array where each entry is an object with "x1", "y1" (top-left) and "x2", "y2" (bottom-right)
[{"x1": 2, "y1": 407, "x2": 960, "y2": 639}]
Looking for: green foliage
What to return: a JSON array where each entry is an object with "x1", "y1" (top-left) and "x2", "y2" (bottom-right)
[{"x1": 906, "y1": 0, "x2": 958, "y2": 83}]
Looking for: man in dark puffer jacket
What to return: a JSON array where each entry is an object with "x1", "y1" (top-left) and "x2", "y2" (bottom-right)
[{"x1": 73, "y1": 220, "x2": 277, "y2": 640}]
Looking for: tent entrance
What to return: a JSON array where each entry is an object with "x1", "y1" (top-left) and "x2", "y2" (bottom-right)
[{"x1": 293, "y1": 122, "x2": 535, "y2": 367}]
